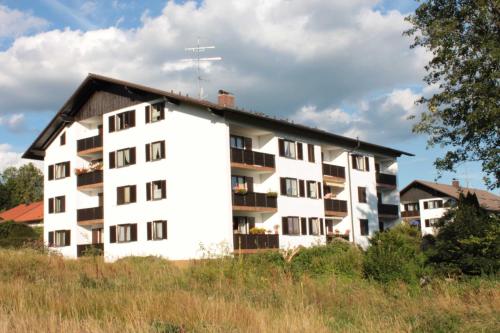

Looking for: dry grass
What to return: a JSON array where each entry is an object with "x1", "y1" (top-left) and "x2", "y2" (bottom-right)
[{"x1": 0, "y1": 249, "x2": 498, "y2": 333}]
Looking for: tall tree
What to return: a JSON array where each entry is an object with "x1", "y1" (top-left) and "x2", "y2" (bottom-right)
[
  {"x1": 0, "y1": 163, "x2": 43, "y2": 210},
  {"x1": 405, "y1": 0, "x2": 500, "y2": 189}
]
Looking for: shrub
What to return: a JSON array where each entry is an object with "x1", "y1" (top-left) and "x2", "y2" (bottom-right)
[
  {"x1": 290, "y1": 240, "x2": 363, "y2": 279},
  {"x1": 363, "y1": 224, "x2": 426, "y2": 284},
  {"x1": 0, "y1": 221, "x2": 39, "y2": 248}
]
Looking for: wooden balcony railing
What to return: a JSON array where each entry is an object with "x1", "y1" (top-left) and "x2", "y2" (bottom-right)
[
  {"x1": 232, "y1": 192, "x2": 277, "y2": 210},
  {"x1": 324, "y1": 199, "x2": 348, "y2": 216},
  {"x1": 77, "y1": 135, "x2": 102, "y2": 153},
  {"x1": 230, "y1": 148, "x2": 275, "y2": 169},
  {"x1": 401, "y1": 210, "x2": 420, "y2": 218},
  {"x1": 233, "y1": 234, "x2": 279, "y2": 250},
  {"x1": 77, "y1": 206, "x2": 103, "y2": 222},
  {"x1": 376, "y1": 172, "x2": 397, "y2": 186},
  {"x1": 378, "y1": 203, "x2": 399, "y2": 216},
  {"x1": 76, "y1": 243, "x2": 104, "y2": 257},
  {"x1": 77, "y1": 170, "x2": 103, "y2": 187},
  {"x1": 322, "y1": 163, "x2": 346, "y2": 179}
]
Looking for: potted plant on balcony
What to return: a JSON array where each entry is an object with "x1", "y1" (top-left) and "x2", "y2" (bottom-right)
[
  {"x1": 74, "y1": 167, "x2": 89, "y2": 176},
  {"x1": 266, "y1": 191, "x2": 278, "y2": 198},
  {"x1": 89, "y1": 160, "x2": 103, "y2": 171},
  {"x1": 249, "y1": 227, "x2": 266, "y2": 235}
]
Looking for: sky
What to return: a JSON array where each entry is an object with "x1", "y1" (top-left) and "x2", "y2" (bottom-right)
[{"x1": 0, "y1": 0, "x2": 492, "y2": 191}]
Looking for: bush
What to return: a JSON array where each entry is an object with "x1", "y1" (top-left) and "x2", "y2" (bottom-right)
[
  {"x1": 290, "y1": 240, "x2": 363, "y2": 279},
  {"x1": 363, "y1": 224, "x2": 426, "y2": 284},
  {"x1": 0, "y1": 221, "x2": 39, "y2": 248}
]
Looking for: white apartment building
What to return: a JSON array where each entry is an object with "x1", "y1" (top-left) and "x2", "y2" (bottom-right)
[
  {"x1": 24, "y1": 74, "x2": 412, "y2": 261},
  {"x1": 400, "y1": 179, "x2": 500, "y2": 235}
]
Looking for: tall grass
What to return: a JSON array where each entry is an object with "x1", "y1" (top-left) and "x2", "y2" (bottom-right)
[{"x1": 0, "y1": 247, "x2": 498, "y2": 332}]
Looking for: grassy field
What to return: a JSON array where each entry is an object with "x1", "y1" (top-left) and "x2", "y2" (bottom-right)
[{"x1": 0, "y1": 248, "x2": 498, "y2": 333}]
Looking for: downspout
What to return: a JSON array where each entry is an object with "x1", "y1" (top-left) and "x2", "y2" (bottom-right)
[{"x1": 346, "y1": 138, "x2": 361, "y2": 244}]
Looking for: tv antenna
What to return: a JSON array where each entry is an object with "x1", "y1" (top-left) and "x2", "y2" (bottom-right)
[{"x1": 183, "y1": 38, "x2": 222, "y2": 99}]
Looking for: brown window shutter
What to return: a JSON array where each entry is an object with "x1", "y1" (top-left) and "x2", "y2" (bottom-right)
[
  {"x1": 131, "y1": 186, "x2": 137, "y2": 203},
  {"x1": 358, "y1": 187, "x2": 363, "y2": 202},
  {"x1": 278, "y1": 139, "x2": 285, "y2": 157},
  {"x1": 130, "y1": 147, "x2": 136, "y2": 165},
  {"x1": 308, "y1": 144, "x2": 315, "y2": 162},
  {"x1": 301, "y1": 217, "x2": 307, "y2": 235},
  {"x1": 160, "y1": 141, "x2": 166, "y2": 158},
  {"x1": 147, "y1": 222, "x2": 152, "y2": 240},
  {"x1": 246, "y1": 177, "x2": 254, "y2": 193},
  {"x1": 48, "y1": 165, "x2": 54, "y2": 180},
  {"x1": 437, "y1": 200, "x2": 443, "y2": 208},
  {"x1": 109, "y1": 115, "x2": 115, "y2": 132},
  {"x1": 352, "y1": 155, "x2": 358, "y2": 169},
  {"x1": 365, "y1": 157, "x2": 370, "y2": 171},
  {"x1": 161, "y1": 180, "x2": 167, "y2": 199},
  {"x1": 308, "y1": 218, "x2": 313, "y2": 235},
  {"x1": 320, "y1": 218, "x2": 324, "y2": 235},
  {"x1": 130, "y1": 224, "x2": 137, "y2": 241},
  {"x1": 282, "y1": 217, "x2": 289, "y2": 235},
  {"x1": 159, "y1": 103, "x2": 165, "y2": 120},
  {"x1": 305, "y1": 181, "x2": 311, "y2": 198},
  {"x1": 317, "y1": 182, "x2": 322, "y2": 198},
  {"x1": 48, "y1": 198, "x2": 54, "y2": 214},
  {"x1": 65, "y1": 162, "x2": 71, "y2": 177},
  {"x1": 146, "y1": 182, "x2": 151, "y2": 201},
  {"x1": 162, "y1": 221, "x2": 168, "y2": 239},
  {"x1": 129, "y1": 110, "x2": 136, "y2": 127},
  {"x1": 117, "y1": 187, "x2": 123, "y2": 205},
  {"x1": 299, "y1": 180, "x2": 305, "y2": 197},
  {"x1": 145, "y1": 106, "x2": 150, "y2": 123},
  {"x1": 109, "y1": 152, "x2": 116, "y2": 169},
  {"x1": 244, "y1": 137, "x2": 252, "y2": 150},
  {"x1": 424, "y1": 202, "x2": 429, "y2": 209},
  {"x1": 65, "y1": 230, "x2": 71, "y2": 246},
  {"x1": 109, "y1": 226, "x2": 116, "y2": 243},
  {"x1": 297, "y1": 143, "x2": 303, "y2": 160},
  {"x1": 280, "y1": 178, "x2": 286, "y2": 195},
  {"x1": 145, "y1": 144, "x2": 151, "y2": 162},
  {"x1": 61, "y1": 196, "x2": 66, "y2": 212},
  {"x1": 60, "y1": 132, "x2": 66, "y2": 145},
  {"x1": 48, "y1": 231, "x2": 54, "y2": 247}
]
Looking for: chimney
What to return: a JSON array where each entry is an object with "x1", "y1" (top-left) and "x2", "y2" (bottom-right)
[
  {"x1": 218, "y1": 89, "x2": 235, "y2": 108},
  {"x1": 452, "y1": 179, "x2": 460, "y2": 188}
]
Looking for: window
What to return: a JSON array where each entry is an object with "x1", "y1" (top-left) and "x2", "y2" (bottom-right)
[
  {"x1": 146, "y1": 180, "x2": 167, "y2": 201},
  {"x1": 109, "y1": 110, "x2": 135, "y2": 132},
  {"x1": 425, "y1": 218, "x2": 439, "y2": 228},
  {"x1": 146, "y1": 141, "x2": 165, "y2": 161},
  {"x1": 424, "y1": 200, "x2": 443, "y2": 209},
  {"x1": 307, "y1": 144, "x2": 315, "y2": 162},
  {"x1": 309, "y1": 218, "x2": 320, "y2": 235},
  {"x1": 285, "y1": 178, "x2": 298, "y2": 197},
  {"x1": 278, "y1": 139, "x2": 303, "y2": 159},
  {"x1": 307, "y1": 181, "x2": 317, "y2": 198},
  {"x1": 117, "y1": 185, "x2": 136, "y2": 205},
  {"x1": 404, "y1": 203, "x2": 419, "y2": 211},
  {"x1": 109, "y1": 224, "x2": 137, "y2": 243},
  {"x1": 352, "y1": 155, "x2": 370, "y2": 171},
  {"x1": 118, "y1": 224, "x2": 132, "y2": 242},
  {"x1": 48, "y1": 230, "x2": 70, "y2": 247},
  {"x1": 110, "y1": 148, "x2": 136, "y2": 168},
  {"x1": 360, "y1": 219, "x2": 369, "y2": 236},
  {"x1": 146, "y1": 102, "x2": 165, "y2": 123},
  {"x1": 60, "y1": 132, "x2": 66, "y2": 145},
  {"x1": 232, "y1": 216, "x2": 255, "y2": 234},
  {"x1": 92, "y1": 228, "x2": 103, "y2": 244},
  {"x1": 358, "y1": 187, "x2": 367, "y2": 203},
  {"x1": 52, "y1": 162, "x2": 70, "y2": 180},
  {"x1": 48, "y1": 196, "x2": 65, "y2": 214},
  {"x1": 282, "y1": 216, "x2": 300, "y2": 235},
  {"x1": 147, "y1": 220, "x2": 168, "y2": 240},
  {"x1": 230, "y1": 135, "x2": 245, "y2": 149},
  {"x1": 232, "y1": 175, "x2": 247, "y2": 191},
  {"x1": 284, "y1": 140, "x2": 296, "y2": 158}
]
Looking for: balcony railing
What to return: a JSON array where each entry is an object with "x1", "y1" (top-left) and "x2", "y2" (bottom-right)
[
  {"x1": 76, "y1": 243, "x2": 104, "y2": 257},
  {"x1": 376, "y1": 172, "x2": 397, "y2": 186},
  {"x1": 233, "y1": 234, "x2": 279, "y2": 250},
  {"x1": 77, "y1": 170, "x2": 103, "y2": 187},
  {"x1": 401, "y1": 210, "x2": 420, "y2": 218},
  {"x1": 77, "y1": 206, "x2": 103, "y2": 222},
  {"x1": 77, "y1": 135, "x2": 102, "y2": 153},
  {"x1": 378, "y1": 203, "x2": 399, "y2": 216},
  {"x1": 322, "y1": 163, "x2": 346, "y2": 179},
  {"x1": 232, "y1": 192, "x2": 277, "y2": 209},
  {"x1": 324, "y1": 199, "x2": 348, "y2": 213},
  {"x1": 230, "y1": 148, "x2": 275, "y2": 169}
]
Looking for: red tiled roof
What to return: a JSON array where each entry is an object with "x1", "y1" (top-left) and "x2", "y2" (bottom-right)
[{"x1": 0, "y1": 201, "x2": 43, "y2": 223}]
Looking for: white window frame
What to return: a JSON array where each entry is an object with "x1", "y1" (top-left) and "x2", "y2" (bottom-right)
[
  {"x1": 54, "y1": 197, "x2": 63, "y2": 213},
  {"x1": 151, "y1": 142, "x2": 163, "y2": 161},
  {"x1": 285, "y1": 178, "x2": 298, "y2": 197},
  {"x1": 287, "y1": 217, "x2": 300, "y2": 235},
  {"x1": 284, "y1": 140, "x2": 296, "y2": 159},
  {"x1": 117, "y1": 224, "x2": 131, "y2": 243},
  {"x1": 311, "y1": 218, "x2": 320, "y2": 235},
  {"x1": 355, "y1": 156, "x2": 367, "y2": 171},
  {"x1": 116, "y1": 148, "x2": 131, "y2": 168},
  {"x1": 153, "y1": 221, "x2": 164, "y2": 240},
  {"x1": 54, "y1": 230, "x2": 66, "y2": 247},
  {"x1": 54, "y1": 163, "x2": 66, "y2": 179},
  {"x1": 152, "y1": 181, "x2": 163, "y2": 200},
  {"x1": 308, "y1": 181, "x2": 317, "y2": 198},
  {"x1": 123, "y1": 186, "x2": 131, "y2": 204},
  {"x1": 230, "y1": 135, "x2": 245, "y2": 149},
  {"x1": 150, "y1": 104, "x2": 162, "y2": 123}
]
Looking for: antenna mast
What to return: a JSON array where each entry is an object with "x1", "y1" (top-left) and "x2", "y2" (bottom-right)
[{"x1": 183, "y1": 38, "x2": 222, "y2": 99}]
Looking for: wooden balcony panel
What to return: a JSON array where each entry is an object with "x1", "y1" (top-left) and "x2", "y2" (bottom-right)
[
  {"x1": 77, "y1": 206, "x2": 103, "y2": 225},
  {"x1": 77, "y1": 170, "x2": 103, "y2": 190},
  {"x1": 232, "y1": 192, "x2": 277, "y2": 212},
  {"x1": 378, "y1": 204, "x2": 399, "y2": 218},
  {"x1": 77, "y1": 135, "x2": 103, "y2": 155},
  {"x1": 376, "y1": 172, "x2": 397, "y2": 188},
  {"x1": 230, "y1": 148, "x2": 275, "y2": 172},
  {"x1": 233, "y1": 234, "x2": 279, "y2": 251},
  {"x1": 324, "y1": 199, "x2": 348, "y2": 217}
]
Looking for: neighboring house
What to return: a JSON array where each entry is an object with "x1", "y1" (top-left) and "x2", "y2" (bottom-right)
[
  {"x1": 23, "y1": 74, "x2": 412, "y2": 261},
  {"x1": 400, "y1": 179, "x2": 500, "y2": 235},
  {"x1": 0, "y1": 201, "x2": 44, "y2": 227}
]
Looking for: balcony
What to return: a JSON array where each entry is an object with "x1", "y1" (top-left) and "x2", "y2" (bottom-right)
[
  {"x1": 233, "y1": 234, "x2": 279, "y2": 253},
  {"x1": 232, "y1": 192, "x2": 277, "y2": 213},
  {"x1": 402, "y1": 210, "x2": 420, "y2": 218},
  {"x1": 376, "y1": 172, "x2": 397, "y2": 188},
  {"x1": 230, "y1": 148, "x2": 275, "y2": 172},
  {"x1": 324, "y1": 199, "x2": 348, "y2": 217},
  {"x1": 77, "y1": 135, "x2": 103, "y2": 156},
  {"x1": 76, "y1": 243, "x2": 104, "y2": 258},
  {"x1": 322, "y1": 163, "x2": 346, "y2": 186},
  {"x1": 378, "y1": 203, "x2": 399, "y2": 218},
  {"x1": 77, "y1": 170, "x2": 103, "y2": 190},
  {"x1": 77, "y1": 206, "x2": 103, "y2": 226}
]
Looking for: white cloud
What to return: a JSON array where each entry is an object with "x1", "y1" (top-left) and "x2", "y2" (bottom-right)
[
  {"x1": 0, "y1": 113, "x2": 26, "y2": 131},
  {"x1": 0, "y1": 5, "x2": 48, "y2": 38},
  {"x1": 0, "y1": 144, "x2": 42, "y2": 171}
]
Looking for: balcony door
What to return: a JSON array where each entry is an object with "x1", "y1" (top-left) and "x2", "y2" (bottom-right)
[
  {"x1": 92, "y1": 228, "x2": 104, "y2": 244},
  {"x1": 98, "y1": 193, "x2": 104, "y2": 207},
  {"x1": 233, "y1": 216, "x2": 255, "y2": 234}
]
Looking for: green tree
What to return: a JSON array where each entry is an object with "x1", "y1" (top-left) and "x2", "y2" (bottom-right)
[
  {"x1": 0, "y1": 163, "x2": 43, "y2": 210},
  {"x1": 405, "y1": 0, "x2": 500, "y2": 189},
  {"x1": 427, "y1": 192, "x2": 500, "y2": 275}
]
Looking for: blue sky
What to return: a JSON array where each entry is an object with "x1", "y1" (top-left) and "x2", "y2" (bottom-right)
[{"x1": 0, "y1": 0, "x2": 492, "y2": 191}]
